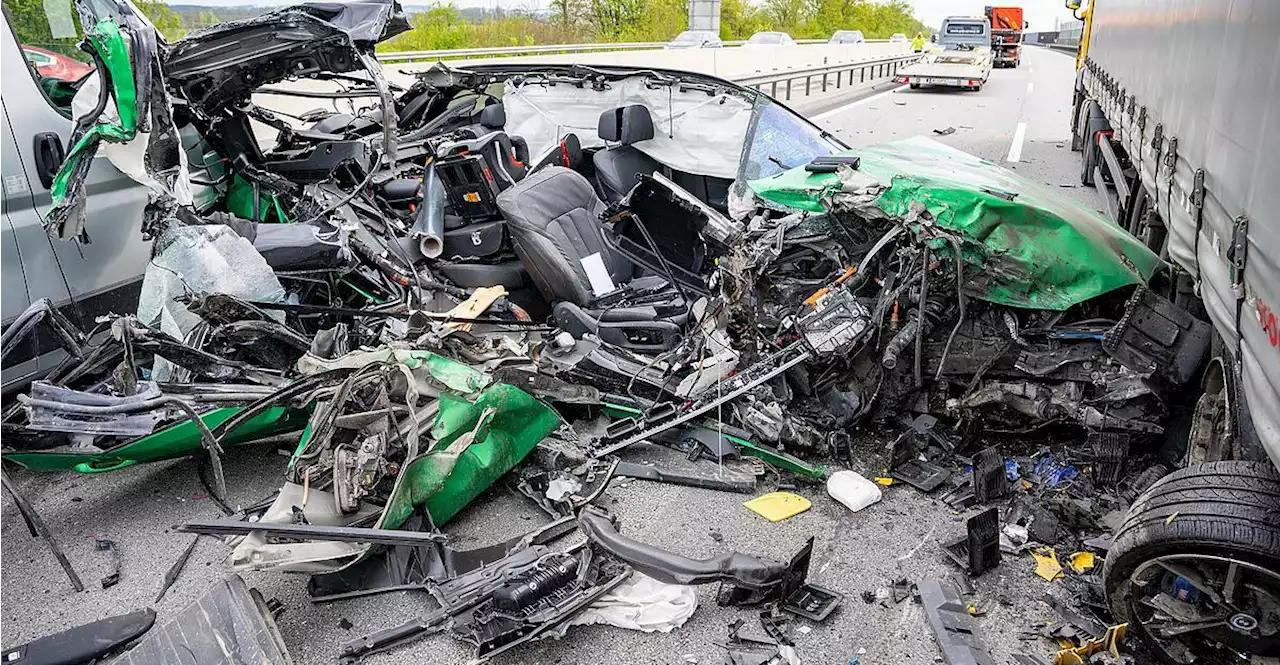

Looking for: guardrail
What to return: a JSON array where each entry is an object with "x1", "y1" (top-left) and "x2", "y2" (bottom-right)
[
  {"x1": 1044, "y1": 43, "x2": 1078, "y2": 54},
  {"x1": 736, "y1": 53, "x2": 920, "y2": 102},
  {"x1": 377, "y1": 39, "x2": 889, "y2": 63}
]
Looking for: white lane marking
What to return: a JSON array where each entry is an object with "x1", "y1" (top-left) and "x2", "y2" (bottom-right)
[
  {"x1": 812, "y1": 85, "x2": 903, "y2": 121},
  {"x1": 1029, "y1": 66, "x2": 1034, "y2": 74},
  {"x1": 1006, "y1": 122, "x2": 1028, "y2": 162},
  {"x1": 1027, "y1": 81, "x2": 1034, "y2": 94}
]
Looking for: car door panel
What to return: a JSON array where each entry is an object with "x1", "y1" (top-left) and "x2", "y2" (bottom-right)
[
  {"x1": 0, "y1": 209, "x2": 38, "y2": 390},
  {"x1": 1, "y1": 10, "x2": 150, "y2": 325}
]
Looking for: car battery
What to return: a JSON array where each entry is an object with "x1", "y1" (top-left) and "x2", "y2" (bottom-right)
[{"x1": 436, "y1": 153, "x2": 502, "y2": 223}]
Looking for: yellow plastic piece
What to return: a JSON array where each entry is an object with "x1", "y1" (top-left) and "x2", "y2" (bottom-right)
[
  {"x1": 1068, "y1": 551, "x2": 1097, "y2": 574},
  {"x1": 1032, "y1": 547, "x2": 1064, "y2": 581},
  {"x1": 743, "y1": 492, "x2": 812, "y2": 522},
  {"x1": 874, "y1": 477, "x2": 895, "y2": 486},
  {"x1": 1053, "y1": 623, "x2": 1127, "y2": 665}
]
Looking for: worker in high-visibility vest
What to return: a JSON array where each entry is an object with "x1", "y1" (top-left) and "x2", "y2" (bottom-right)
[{"x1": 911, "y1": 32, "x2": 925, "y2": 52}]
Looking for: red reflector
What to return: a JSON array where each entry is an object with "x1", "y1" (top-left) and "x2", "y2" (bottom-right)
[{"x1": 482, "y1": 168, "x2": 493, "y2": 183}]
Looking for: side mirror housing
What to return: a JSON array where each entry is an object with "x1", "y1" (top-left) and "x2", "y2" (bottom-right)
[{"x1": 1065, "y1": 0, "x2": 1082, "y2": 9}]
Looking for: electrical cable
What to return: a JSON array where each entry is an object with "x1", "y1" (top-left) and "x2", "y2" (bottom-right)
[{"x1": 934, "y1": 234, "x2": 967, "y2": 382}]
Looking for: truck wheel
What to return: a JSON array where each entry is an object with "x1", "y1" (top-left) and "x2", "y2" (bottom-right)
[
  {"x1": 1080, "y1": 101, "x2": 1110, "y2": 184},
  {"x1": 909, "y1": 83, "x2": 920, "y2": 89},
  {"x1": 1104, "y1": 461, "x2": 1280, "y2": 664}
]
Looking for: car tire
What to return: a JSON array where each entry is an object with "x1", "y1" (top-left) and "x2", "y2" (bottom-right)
[
  {"x1": 909, "y1": 83, "x2": 920, "y2": 89},
  {"x1": 1104, "y1": 460, "x2": 1280, "y2": 663}
]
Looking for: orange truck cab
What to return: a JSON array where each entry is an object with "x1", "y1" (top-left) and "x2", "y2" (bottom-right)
[{"x1": 986, "y1": 6, "x2": 1024, "y2": 68}]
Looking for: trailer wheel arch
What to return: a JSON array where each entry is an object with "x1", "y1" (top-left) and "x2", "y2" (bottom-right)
[
  {"x1": 1079, "y1": 100, "x2": 1110, "y2": 185},
  {"x1": 1070, "y1": 71, "x2": 1088, "y2": 151}
]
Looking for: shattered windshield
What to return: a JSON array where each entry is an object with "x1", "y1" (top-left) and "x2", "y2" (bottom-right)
[{"x1": 740, "y1": 98, "x2": 842, "y2": 181}]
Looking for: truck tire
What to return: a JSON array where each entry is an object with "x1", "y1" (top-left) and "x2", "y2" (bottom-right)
[{"x1": 1104, "y1": 461, "x2": 1280, "y2": 664}]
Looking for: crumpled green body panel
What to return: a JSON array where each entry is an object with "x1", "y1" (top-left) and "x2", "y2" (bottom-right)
[
  {"x1": 749, "y1": 137, "x2": 1163, "y2": 310},
  {"x1": 50, "y1": 19, "x2": 138, "y2": 205},
  {"x1": 379, "y1": 383, "x2": 560, "y2": 530},
  {"x1": 2, "y1": 406, "x2": 308, "y2": 474}
]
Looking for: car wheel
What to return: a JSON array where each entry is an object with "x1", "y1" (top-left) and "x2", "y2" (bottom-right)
[
  {"x1": 909, "y1": 83, "x2": 920, "y2": 89},
  {"x1": 1104, "y1": 461, "x2": 1280, "y2": 665}
]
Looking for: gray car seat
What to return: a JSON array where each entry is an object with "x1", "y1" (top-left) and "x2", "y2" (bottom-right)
[
  {"x1": 497, "y1": 166, "x2": 687, "y2": 352},
  {"x1": 593, "y1": 105, "x2": 661, "y2": 203}
]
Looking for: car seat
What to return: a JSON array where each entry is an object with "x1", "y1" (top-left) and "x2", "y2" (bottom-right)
[
  {"x1": 498, "y1": 166, "x2": 688, "y2": 353},
  {"x1": 593, "y1": 105, "x2": 661, "y2": 203}
]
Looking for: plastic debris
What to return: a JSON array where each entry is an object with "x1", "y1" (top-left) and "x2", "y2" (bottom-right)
[
  {"x1": 1033, "y1": 456, "x2": 1079, "y2": 487},
  {"x1": 1067, "y1": 552, "x2": 1097, "y2": 574},
  {"x1": 743, "y1": 492, "x2": 813, "y2": 522},
  {"x1": 1032, "y1": 547, "x2": 1064, "y2": 581},
  {"x1": 827, "y1": 470, "x2": 883, "y2": 513}
]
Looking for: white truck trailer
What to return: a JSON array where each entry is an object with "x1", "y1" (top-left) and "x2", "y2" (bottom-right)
[{"x1": 1066, "y1": 1, "x2": 1280, "y2": 662}]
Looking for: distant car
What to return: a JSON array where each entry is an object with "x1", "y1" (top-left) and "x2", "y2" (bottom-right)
[
  {"x1": 744, "y1": 32, "x2": 797, "y2": 46},
  {"x1": 665, "y1": 30, "x2": 723, "y2": 49},
  {"x1": 890, "y1": 33, "x2": 909, "y2": 44},
  {"x1": 828, "y1": 30, "x2": 866, "y2": 44},
  {"x1": 21, "y1": 45, "x2": 93, "y2": 82}
]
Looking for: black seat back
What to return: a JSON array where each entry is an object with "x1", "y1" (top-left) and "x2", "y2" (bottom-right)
[
  {"x1": 593, "y1": 105, "x2": 660, "y2": 203},
  {"x1": 497, "y1": 166, "x2": 631, "y2": 306}
]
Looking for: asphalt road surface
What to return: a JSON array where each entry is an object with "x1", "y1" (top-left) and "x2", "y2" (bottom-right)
[{"x1": 2, "y1": 46, "x2": 1107, "y2": 665}]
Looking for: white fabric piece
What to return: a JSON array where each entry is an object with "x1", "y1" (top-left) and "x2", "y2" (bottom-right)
[
  {"x1": 565, "y1": 572, "x2": 698, "y2": 633},
  {"x1": 502, "y1": 78, "x2": 753, "y2": 180},
  {"x1": 71, "y1": 73, "x2": 193, "y2": 206}
]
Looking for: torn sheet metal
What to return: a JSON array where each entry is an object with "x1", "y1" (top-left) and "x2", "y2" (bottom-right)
[
  {"x1": 377, "y1": 378, "x2": 560, "y2": 529},
  {"x1": 230, "y1": 482, "x2": 381, "y2": 573},
  {"x1": 748, "y1": 137, "x2": 1163, "y2": 310},
  {"x1": 3, "y1": 405, "x2": 307, "y2": 473},
  {"x1": 108, "y1": 575, "x2": 291, "y2": 664}
]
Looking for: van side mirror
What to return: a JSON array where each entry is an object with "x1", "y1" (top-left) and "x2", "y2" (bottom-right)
[{"x1": 1065, "y1": 0, "x2": 1082, "y2": 9}]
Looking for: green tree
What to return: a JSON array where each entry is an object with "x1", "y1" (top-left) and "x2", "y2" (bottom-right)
[
  {"x1": 763, "y1": 0, "x2": 808, "y2": 33},
  {"x1": 721, "y1": 0, "x2": 770, "y2": 39},
  {"x1": 134, "y1": 0, "x2": 185, "y2": 40},
  {"x1": 374, "y1": 0, "x2": 930, "y2": 53},
  {"x1": 3, "y1": 0, "x2": 83, "y2": 57},
  {"x1": 588, "y1": 0, "x2": 645, "y2": 41}
]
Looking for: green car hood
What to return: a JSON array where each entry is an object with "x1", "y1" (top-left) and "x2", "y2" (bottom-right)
[{"x1": 748, "y1": 137, "x2": 1163, "y2": 310}]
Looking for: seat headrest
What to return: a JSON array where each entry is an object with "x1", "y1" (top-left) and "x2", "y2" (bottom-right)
[
  {"x1": 479, "y1": 103, "x2": 506, "y2": 129},
  {"x1": 597, "y1": 105, "x2": 655, "y2": 145}
]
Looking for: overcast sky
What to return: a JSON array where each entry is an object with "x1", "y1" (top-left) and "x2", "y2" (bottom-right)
[{"x1": 907, "y1": 0, "x2": 1080, "y2": 32}]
